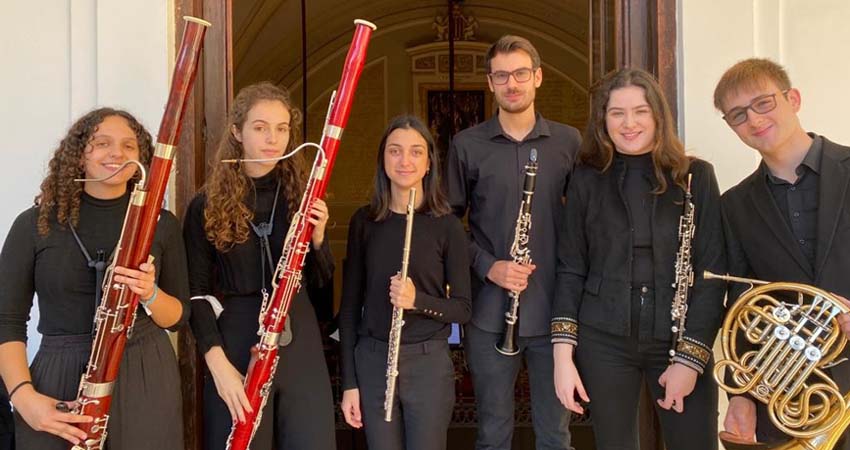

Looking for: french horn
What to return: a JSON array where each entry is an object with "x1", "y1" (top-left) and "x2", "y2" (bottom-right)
[{"x1": 705, "y1": 271, "x2": 850, "y2": 450}]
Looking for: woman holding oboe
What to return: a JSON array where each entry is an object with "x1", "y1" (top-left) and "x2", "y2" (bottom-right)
[
  {"x1": 338, "y1": 115, "x2": 471, "y2": 450},
  {"x1": 184, "y1": 82, "x2": 336, "y2": 450},
  {"x1": 0, "y1": 108, "x2": 189, "y2": 449},
  {"x1": 551, "y1": 68, "x2": 726, "y2": 450}
]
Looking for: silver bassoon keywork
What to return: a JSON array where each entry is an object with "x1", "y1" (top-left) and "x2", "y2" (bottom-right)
[
  {"x1": 669, "y1": 173, "x2": 695, "y2": 360},
  {"x1": 384, "y1": 188, "x2": 416, "y2": 422}
]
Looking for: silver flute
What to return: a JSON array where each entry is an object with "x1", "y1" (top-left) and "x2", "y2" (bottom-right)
[
  {"x1": 669, "y1": 173, "x2": 695, "y2": 360},
  {"x1": 384, "y1": 188, "x2": 416, "y2": 422},
  {"x1": 495, "y1": 149, "x2": 538, "y2": 356}
]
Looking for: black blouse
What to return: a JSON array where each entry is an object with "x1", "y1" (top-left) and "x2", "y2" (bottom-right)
[
  {"x1": 0, "y1": 192, "x2": 190, "y2": 345},
  {"x1": 183, "y1": 171, "x2": 335, "y2": 355},
  {"x1": 338, "y1": 206, "x2": 472, "y2": 390}
]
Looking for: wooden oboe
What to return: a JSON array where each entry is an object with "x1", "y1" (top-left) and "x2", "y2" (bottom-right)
[
  {"x1": 669, "y1": 174, "x2": 695, "y2": 360},
  {"x1": 384, "y1": 188, "x2": 416, "y2": 422}
]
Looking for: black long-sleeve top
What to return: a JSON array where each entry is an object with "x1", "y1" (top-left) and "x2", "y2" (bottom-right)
[
  {"x1": 183, "y1": 171, "x2": 334, "y2": 356},
  {"x1": 551, "y1": 158, "x2": 726, "y2": 373},
  {"x1": 621, "y1": 153, "x2": 656, "y2": 284},
  {"x1": 339, "y1": 206, "x2": 472, "y2": 390},
  {"x1": 0, "y1": 192, "x2": 190, "y2": 345},
  {"x1": 447, "y1": 113, "x2": 581, "y2": 336}
]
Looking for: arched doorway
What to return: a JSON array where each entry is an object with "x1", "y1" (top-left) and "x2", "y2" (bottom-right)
[{"x1": 173, "y1": 1, "x2": 678, "y2": 448}]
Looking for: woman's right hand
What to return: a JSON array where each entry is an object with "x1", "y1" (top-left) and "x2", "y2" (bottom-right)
[
  {"x1": 553, "y1": 343, "x2": 590, "y2": 415},
  {"x1": 341, "y1": 388, "x2": 363, "y2": 428},
  {"x1": 205, "y1": 347, "x2": 253, "y2": 424},
  {"x1": 12, "y1": 386, "x2": 92, "y2": 445}
]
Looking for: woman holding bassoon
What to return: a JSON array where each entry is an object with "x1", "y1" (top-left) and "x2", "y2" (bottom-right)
[
  {"x1": 550, "y1": 68, "x2": 726, "y2": 450},
  {"x1": 184, "y1": 82, "x2": 336, "y2": 450},
  {"x1": 0, "y1": 108, "x2": 189, "y2": 449},
  {"x1": 338, "y1": 115, "x2": 471, "y2": 450}
]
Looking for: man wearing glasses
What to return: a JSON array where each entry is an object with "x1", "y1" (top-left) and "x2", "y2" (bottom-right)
[
  {"x1": 447, "y1": 35, "x2": 580, "y2": 450},
  {"x1": 716, "y1": 58, "x2": 850, "y2": 447}
]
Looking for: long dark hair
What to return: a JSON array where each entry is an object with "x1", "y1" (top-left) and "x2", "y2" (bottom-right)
[
  {"x1": 368, "y1": 115, "x2": 451, "y2": 221},
  {"x1": 35, "y1": 108, "x2": 153, "y2": 236},
  {"x1": 580, "y1": 68, "x2": 690, "y2": 194},
  {"x1": 202, "y1": 82, "x2": 306, "y2": 251}
]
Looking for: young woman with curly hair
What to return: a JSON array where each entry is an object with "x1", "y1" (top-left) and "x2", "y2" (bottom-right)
[
  {"x1": 0, "y1": 108, "x2": 190, "y2": 449},
  {"x1": 184, "y1": 82, "x2": 336, "y2": 450}
]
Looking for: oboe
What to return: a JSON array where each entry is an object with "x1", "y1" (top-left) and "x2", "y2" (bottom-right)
[
  {"x1": 669, "y1": 174, "x2": 695, "y2": 360},
  {"x1": 69, "y1": 16, "x2": 209, "y2": 450},
  {"x1": 495, "y1": 149, "x2": 538, "y2": 356},
  {"x1": 225, "y1": 19, "x2": 376, "y2": 450},
  {"x1": 384, "y1": 188, "x2": 416, "y2": 422}
]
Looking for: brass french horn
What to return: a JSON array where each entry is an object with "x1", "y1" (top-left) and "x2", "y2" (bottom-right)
[{"x1": 705, "y1": 271, "x2": 850, "y2": 450}]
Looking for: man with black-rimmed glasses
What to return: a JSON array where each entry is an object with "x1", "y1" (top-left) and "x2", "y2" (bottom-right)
[
  {"x1": 716, "y1": 57, "x2": 850, "y2": 448},
  {"x1": 447, "y1": 35, "x2": 580, "y2": 450}
]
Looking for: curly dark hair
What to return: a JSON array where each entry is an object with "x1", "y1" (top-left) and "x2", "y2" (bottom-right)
[
  {"x1": 202, "y1": 82, "x2": 307, "y2": 251},
  {"x1": 35, "y1": 108, "x2": 153, "y2": 236}
]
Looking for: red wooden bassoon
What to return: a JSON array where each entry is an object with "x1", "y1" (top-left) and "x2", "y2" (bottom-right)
[
  {"x1": 69, "y1": 16, "x2": 209, "y2": 450},
  {"x1": 226, "y1": 19, "x2": 377, "y2": 450}
]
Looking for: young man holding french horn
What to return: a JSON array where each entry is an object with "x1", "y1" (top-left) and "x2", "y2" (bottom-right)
[{"x1": 716, "y1": 58, "x2": 850, "y2": 448}]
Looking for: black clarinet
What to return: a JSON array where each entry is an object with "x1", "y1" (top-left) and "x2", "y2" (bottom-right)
[{"x1": 495, "y1": 149, "x2": 538, "y2": 356}]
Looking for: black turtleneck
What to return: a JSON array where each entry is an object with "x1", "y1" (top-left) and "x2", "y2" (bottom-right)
[
  {"x1": 0, "y1": 192, "x2": 190, "y2": 344},
  {"x1": 618, "y1": 152, "x2": 655, "y2": 285},
  {"x1": 183, "y1": 170, "x2": 335, "y2": 355}
]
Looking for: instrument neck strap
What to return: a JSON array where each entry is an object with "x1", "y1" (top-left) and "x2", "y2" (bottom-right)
[
  {"x1": 249, "y1": 180, "x2": 281, "y2": 291},
  {"x1": 68, "y1": 223, "x2": 116, "y2": 331}
]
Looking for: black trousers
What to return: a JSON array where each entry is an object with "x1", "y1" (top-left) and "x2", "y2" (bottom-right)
[
  {"x1": 354, "y1": 336, "x2": 454, "y2": 450},
  {"x1": 575, "y1": 289, "x2": 718, "y2": 450},
  {"x1": 203, "y1": 292, "x2": 336, "y2": 450},
  {"x1": 464, "y1": 323, "x2": 572, "y2": 450},
  {"x1": 14, "y1": 316, "x2": 184, "y2": 450}
]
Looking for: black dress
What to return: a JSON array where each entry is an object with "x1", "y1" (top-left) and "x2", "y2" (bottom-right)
[
  {"x1": 0, "y1": 192, "x2": 190, "y2": 450},
  {"x1": 184, "y1": 171, "x2": 336, "y2": 450}
]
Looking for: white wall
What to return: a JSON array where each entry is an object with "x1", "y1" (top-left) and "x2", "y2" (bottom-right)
[
  {"x1": 680, "y1": 0, "x2": 850, "y2": 436},
  {"x1": 680, "y1": 0, "x2": 850, "y2": 192},
  {"x1": 0, "y1": 0, "x2": 173, "y2": 359}
]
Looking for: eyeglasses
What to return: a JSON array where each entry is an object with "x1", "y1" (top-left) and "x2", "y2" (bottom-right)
[
  {"x1": 488, "y1": 67, "x2": 536, "y2": 85},
  {"x1": 723, "y1": 90, "x2": 790, "y2": 126}
]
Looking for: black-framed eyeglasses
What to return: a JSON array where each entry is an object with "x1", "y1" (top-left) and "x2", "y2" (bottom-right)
[
  {"x1": 723, "y1": 90, "x2": 790, "y2": 126},
  {"x1": 488, "y1": 67, "x2": 537, "y2": 85}
]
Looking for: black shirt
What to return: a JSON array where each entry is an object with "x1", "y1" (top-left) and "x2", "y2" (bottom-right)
[
  {"x1": 447, "y1": 113, "x2": 581, "y2": 336},
  {"x1": 763, "y1": 134, "x2": 822, "y2": 268},
  {"x1": 183, "y1": 171, "x2": 335, "y2": 355},
  {"x1": 619, "y1": 153, "x2": 655, "y2": 285},
  {"x1": 0, "y1": 192, "x2": 190, "y2": 344},
  {"x1": 338, "y1": 206, "x2": 471, "y2": 390}
]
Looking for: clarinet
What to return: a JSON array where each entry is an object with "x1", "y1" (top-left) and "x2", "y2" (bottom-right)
[
  {"x1": 226, "y1": 19, "x2": 376, "y2": 450},
  {"x1": 495, "y1": 149, "x2": 538, "y2": 356},
  {"x1": 68, "y1": 17, "x2": 209, "y2": 450},
  {"x1": 669, "y1": 173, "x2": 695, "y2": 360},
  {"x1": 384, "y1": 188, "x2": 416, "y2": 422}
]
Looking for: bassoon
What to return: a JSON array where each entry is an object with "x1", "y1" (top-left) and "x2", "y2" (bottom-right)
[
  {"x1": 225, "y1": 19, "x2": 377, "y2": 450},
  {"x1": 68, "y1": 16, "x2": 209, "y2": 450}
]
